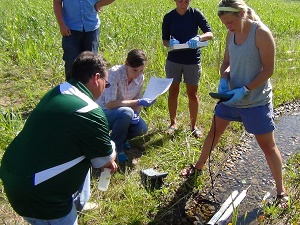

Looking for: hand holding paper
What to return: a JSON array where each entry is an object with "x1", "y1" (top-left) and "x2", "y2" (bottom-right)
[
  {"x1": 169, "y1": 38, "x2": 179, "y2": 47},
  {"x1": 188, "y1": 36, "x2": 199, "y2": 49},
  {"x1": 167, "y1": 41, "x2": 208, "y2": 52},
  {"x1": 137, "y1": 98, "x2": 156, "y2": 107}
]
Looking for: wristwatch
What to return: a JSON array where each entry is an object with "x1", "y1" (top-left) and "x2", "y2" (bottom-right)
[
  {"x1": 243, "y1": 86, "x2": 250, "y2": 94},
  {"x1": 197, "y1": 35, "x2": 202, "y2": 41}
]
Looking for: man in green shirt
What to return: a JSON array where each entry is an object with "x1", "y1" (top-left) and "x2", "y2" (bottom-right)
[{"x1": 0, "y1": 51, "x2": 117, "y2": 224}]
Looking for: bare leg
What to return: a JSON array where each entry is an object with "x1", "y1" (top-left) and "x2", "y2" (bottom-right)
[
  {"x1": 168, "y1": 83, "x2": 180, "y2": 129},
  {"x1": 186, "y1": 83, "x2": 199, "y2": 130},
  {"x1": 194, "y1": 115, "x2": 230, "y2": 169},
  {"x1": 255, "y1": 131, "x2": 286, "y2": 195}
]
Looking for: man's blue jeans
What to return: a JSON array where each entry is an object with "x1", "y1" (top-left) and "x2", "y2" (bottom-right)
[
  {"x1": 73, "y1": 169, "x2": 91, "y2": 211},
  {"x1": 62, "y1": 28, "x2": 100, "y2": 80},
  {"x1": 23, "y1": 203, "x2": 78, "y2": 225},
  {"x1": 103, "y1": 107, "x2": 148, "y2": 153},
  {"x1": 23, "y1": 170, "x2": 91, "y2": 225}
]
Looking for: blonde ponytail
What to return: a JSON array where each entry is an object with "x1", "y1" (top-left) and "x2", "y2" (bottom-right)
[{"x1": 246, "y1": 6, "x2": 261, "y2": 22}]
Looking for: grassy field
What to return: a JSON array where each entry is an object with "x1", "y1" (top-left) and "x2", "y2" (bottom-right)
[{"x1": 0, "y1": 0, "x2": 300, "y2": 224}]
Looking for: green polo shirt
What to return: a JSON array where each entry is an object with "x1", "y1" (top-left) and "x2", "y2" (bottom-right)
[{"x1": 0, "y1": 79, "x2": 113, "y2": 219}]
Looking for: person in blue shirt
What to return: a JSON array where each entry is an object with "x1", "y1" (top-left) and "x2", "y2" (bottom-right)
[
  {"x1": 162, "y1": 0, "x2": 213, "y2": 138},
  {"x1": 53, "y1": 0, "x2": 115, "y2": 80}
]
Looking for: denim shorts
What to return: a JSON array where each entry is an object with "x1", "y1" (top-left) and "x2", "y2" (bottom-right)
[
  {"x1": 165, "y1": 60, "x2": 201, "y2": 86},
  {"x1": 215, "y1": 103, "x2": 275, "y2": 135}
]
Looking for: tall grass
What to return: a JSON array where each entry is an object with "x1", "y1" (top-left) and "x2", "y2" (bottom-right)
[{"x1": 0, "y1": 0, "x2": 299, "y2": 224}]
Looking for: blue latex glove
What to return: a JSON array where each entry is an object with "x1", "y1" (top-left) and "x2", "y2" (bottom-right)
[
  {"x1": 225, "y1": 87, "x2": 247, "y2": 104},
  {"x1": 131, "y1": 111, "x2": 140, "y2": 124},
  {"x1": 218, "y1": 78, "x2": 229, "y2": 94},
  {"x1": 168, "y1": 38, "x2": 179, "y2": 47},
  {"x1": 188, "y1": 36, "x2": 199, "y2": 49},
  {"x1": 137, "y1": 98, "x2": 157, "y2": 107}
]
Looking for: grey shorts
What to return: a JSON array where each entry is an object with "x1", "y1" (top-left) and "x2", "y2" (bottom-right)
[
  {"x1": 165, "y1": 60, "x2": 201, "y2": 86},
  {"x1": 215, "y1": 103, "x2": 275, "y2": 135}
]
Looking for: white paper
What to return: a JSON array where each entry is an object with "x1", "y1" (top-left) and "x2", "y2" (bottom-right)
[
  {"x1": 143, "y1": 76, "x2": 173, "y2": 99},
  {"x1": 168, "y1": 41, "x2": 208, "y2": 52}
]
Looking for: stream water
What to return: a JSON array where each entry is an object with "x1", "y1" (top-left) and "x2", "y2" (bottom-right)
[
  {"x1": 215, "y1": 109, "x2": 299, "y2": 224},
  {"x1": 190, "y1": 107, "x2": 300, "y2": 225}
]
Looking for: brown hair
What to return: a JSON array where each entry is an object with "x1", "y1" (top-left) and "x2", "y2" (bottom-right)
[{"x1": 126, "y1": 49, "x2": 147, "y2": 68}]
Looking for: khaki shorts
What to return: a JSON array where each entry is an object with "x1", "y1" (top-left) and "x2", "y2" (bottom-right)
[{"x1": 165, "y1": 60, "x2": 201, "y2": 86}]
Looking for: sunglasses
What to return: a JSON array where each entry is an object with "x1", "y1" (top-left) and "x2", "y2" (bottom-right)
[
  {"x1": 100, "y1": 77, "x2": 111, "y2": 88},
  {"x1": 104, "y1": 81, "x2": 111, "y2": 88}
]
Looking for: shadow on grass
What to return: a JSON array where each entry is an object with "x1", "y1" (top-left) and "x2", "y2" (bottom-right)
[
  {"x1": 115, "y1": 128, "x2": 172, "y2": 172},
  {"x1": 90, "y1": 128, "x2": 168, "y2": 178},
  {"x1": 147, "y1": 176, "x2": 199, "y2": 225}
]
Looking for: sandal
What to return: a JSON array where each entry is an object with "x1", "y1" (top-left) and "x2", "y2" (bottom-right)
[
  {"x1": 191, "y1": 127, "x2": 203, "y2": 139},
  {"x1": 267, "y1": 192, "x2": 289, "y2": 209},
  {"x1": 181, "y1": 164, "x2": 202, "y2": 177},
  {"x1": 274, "y1": 193, "x2": 289, "y2": 209},
  {"x1": 166, "y1": 125, "x2": 177, "y2": 135}
]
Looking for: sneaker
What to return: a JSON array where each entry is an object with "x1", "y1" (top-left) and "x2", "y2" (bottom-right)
[
  {"x1": 82, "y1": 202, "x2": 99, "y2": 211},
  {"x1": 124, "y1": 141, "x2": 131, "y2": 150},
  {"x1": 117, "y1": 152, "x2": 128, "y2": 162}
]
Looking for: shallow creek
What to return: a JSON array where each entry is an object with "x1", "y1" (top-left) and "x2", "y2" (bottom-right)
[{"x1": 186, "y1": 103, "x2": 300, "y2": 225}]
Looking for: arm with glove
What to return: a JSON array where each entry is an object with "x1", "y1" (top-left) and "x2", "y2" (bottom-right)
[
  {"x1": 188, "y1": 32, "x2": 213, "y2": 49},
  {"x1": 225, "y1": 86, "x2": 249, "y2": 104},
  {"x1": 137, "y1": 98, "x2": 157, "y2": 107},
  {"x1": 219, "y1": 63, "x2": 249, "y2": 104},
  {"x1": 188, "y1": 36, "x2": 200, "y2": 49},
  {"x1": 218, "y1": 78, "x2": 229, "y2": 94},
  {"x1": 168, "y1": 38, "x2": 180, "y2": 47},
  {"x1": 131, "y1": 98, "x2": 157, "y2": 124},
  {"x1": 218, "y1": 67, "x2": 249, "y2": 104}
]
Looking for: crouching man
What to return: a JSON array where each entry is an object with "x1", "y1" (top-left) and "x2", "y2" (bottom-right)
[{"x1": 0, "y1": 51, "x2": 117, "y2": 225}]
